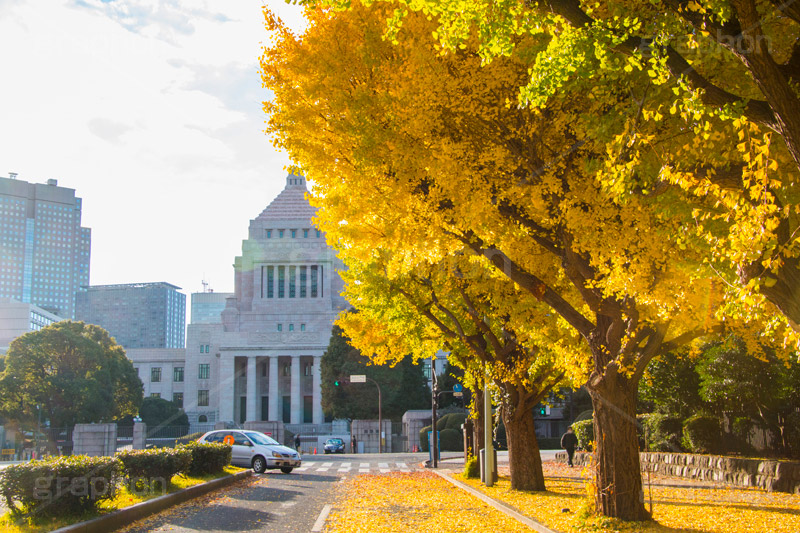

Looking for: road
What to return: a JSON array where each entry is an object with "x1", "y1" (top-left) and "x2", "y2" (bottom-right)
[{"x1": 120, "y1": 452, "x2": 430, "y2": 533}]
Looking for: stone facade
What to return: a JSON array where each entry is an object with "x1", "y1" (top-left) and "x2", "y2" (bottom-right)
[
  {"x1": 181, "y1": 174, "x2": 347, "y2": 428},
  {"x1": 73, "y1": 423, "x2": 117, "y2": 457},
  {"x1": 556, "y1": 451, "x2": 800, "y2": 493}
]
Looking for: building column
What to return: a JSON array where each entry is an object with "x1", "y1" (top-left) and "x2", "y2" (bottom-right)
[
  {"x1": 268, "y1": 356, "x2": 279, "y2": 421},
  {"x1": 290, "y1": 355, "x2": 301, "y2": 424},
  {"x1": 246, "y1": 356, "x2": 257, "y2": 423},
  {"x1": 219, "y1": 355, "x2": 235, "y2": 422},
  {"x1": 312, "y1": 356, "x2": 323, "y2": 424}
]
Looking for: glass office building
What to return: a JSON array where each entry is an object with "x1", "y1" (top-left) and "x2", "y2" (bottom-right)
[
  {"x1": 76, "y1": 282, "x2": 186, "y2": 349},
  {"x1": 0, "y1": 174, "x2": 91, "y2": 318}
]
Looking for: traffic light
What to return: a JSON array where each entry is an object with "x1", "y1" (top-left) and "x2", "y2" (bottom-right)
[
  {"x1": 334, "y1": 380, "x2": 340, "y2": 386},
  {"x1": 538, "y1": 405, "x2": 548, "y2": 416}
]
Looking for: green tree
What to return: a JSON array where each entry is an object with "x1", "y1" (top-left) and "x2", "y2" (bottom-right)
[
  {"x1": 638, "y1": 349, "x2": 705, "y2": 420},
  {"x1": 0, "y1": 321, "x2": 143, "y2": 428},
  {"x1": 139, "y1": 396, "x2": 189, "y2": 428},
  {"x1": 320, "y1": 324, "x2": 430, "y2": 421},
  {"x1": 435, "y1": 362, "x2": 465, "y2": 410}
]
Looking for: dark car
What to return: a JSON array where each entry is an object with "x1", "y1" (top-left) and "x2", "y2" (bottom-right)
[{"x1": 323, "y1": 438, "x2": 345, "y2": 454}]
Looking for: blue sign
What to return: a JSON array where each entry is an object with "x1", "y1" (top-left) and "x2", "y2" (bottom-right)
[{"x1": 453, "y1": 384, "x2": 463, "y2": 393}]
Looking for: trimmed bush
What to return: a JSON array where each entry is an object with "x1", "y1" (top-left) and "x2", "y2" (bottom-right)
[
  {"x1": 439, "y1": 428, "x2": 463, "y2": 451},
  {"x1": 682, "y1": 414, "x2": 722, "y2": 454},
  {"x1": 463, "y1": 456, "x2": 479, "y2": 478},
  {"x1": 180, "y1": 442, "x2": 232, "y2": 476},
  {"x1": 642, "y1": 414, "x2": 683, "y2": 452},
  {"x1": 572, "y1": 419, "x2": 594, "y2": 451},
  {"x1": 436, "y1": 413, "x2": 467, "y2": 431},
  {"x1": 419, "y1": 426, "x2": 431, "y2": 453},
  {"x1": 116, "y1": 447, "x2": 192, "y2": 492},
  {"x1": 0, "y1": 455, "x2": 122, "y2": 516}
]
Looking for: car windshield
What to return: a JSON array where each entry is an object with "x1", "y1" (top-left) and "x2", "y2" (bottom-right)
[
  {"x1": 245, "y1": 432, "x2": 279, "y2": 446},
  {"x1": 327, "y1": 439, "x2": 343, "y2": 445}
]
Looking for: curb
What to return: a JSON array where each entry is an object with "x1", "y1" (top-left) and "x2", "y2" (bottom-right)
[
  {"x1": 432, "y1": 470, "x2": 560, "y2": 533},
  {"x1": 51, "y1": 470, "x2": 253, "y2": 533}
]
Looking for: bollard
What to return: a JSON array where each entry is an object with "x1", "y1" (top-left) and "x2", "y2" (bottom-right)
[{"x1": 314, "y1": 447, "x2": 317, "y2": 454}]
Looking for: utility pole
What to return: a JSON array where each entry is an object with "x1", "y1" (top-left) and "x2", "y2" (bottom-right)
[
  {"x1": 484, "y1": 366, "x2": 494, "y2": 487},
  {"x1": 431, "y1": 371, "x2": 438, "y2": 467}
]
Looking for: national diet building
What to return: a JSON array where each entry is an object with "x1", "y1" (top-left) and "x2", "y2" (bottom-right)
[{"x1": 178, "y1": 174, "x2": 347, "y2": 427}]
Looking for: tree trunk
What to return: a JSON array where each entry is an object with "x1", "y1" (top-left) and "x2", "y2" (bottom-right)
[
  {"x1": 502, "y1": 406, "x2": 546, "y2": 491},
  {"x1": 472, "y1": 388, "x2": 485, "y2": 456},
  {"x1": 588, "y1": 371, "x2": 649, "y2": 521}
]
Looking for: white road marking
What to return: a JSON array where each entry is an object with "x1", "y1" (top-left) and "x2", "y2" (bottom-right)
[
  {"x1": 360, "y1": 462, "x2": 369, "y2": 467},
  {"x1": 380, "y1": 468, "x2": 390, "y2": 473},
  {"x1": 359, "y1": 468, "x2": 370, "y2": 473},
  {"x1": 341, "y1": 462, "x2": 351, "y2": 467},
  {"x1": 295, "y1": 467, "x2": 309, "y2": 471},
  {"x1": 322, "y1": 462, "x2": 333, "y2": 467},
  {"x1": 311, "y1": 504, "x2": 332, "y2": 532},
  {"x1": 378, "y1": 462, "x2": 389, "y2": 468},
  {"x1": 317, "y1": 467, "x2": 330, "y2": 472},
  {"x1": 396, "y1": 462, "x2": 407, "y2": 468},
  {"x1": 338, "y1": 468, "x2": 351, "y2": 472}
]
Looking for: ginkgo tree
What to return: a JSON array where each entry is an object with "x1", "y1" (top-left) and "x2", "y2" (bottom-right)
[
  {"x1": 300, "y1": 0, "x2": 800, "y2": 342},
  {"x1": 260, "y1": 3, "x2": 766, "y2": 520},
  {"x1": 338, "y1": 251, "x2": 586, "y2": 490}
]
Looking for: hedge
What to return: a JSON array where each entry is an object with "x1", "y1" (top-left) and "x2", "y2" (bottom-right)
[
  {"x1": 641, "y1": 413, "x2": 683, "y2": 452},
  {"x1": 572, "y1": 419, "x2": 594, "y2": 451},
  {"x1": 0, "y1": 455, "x2": 122, "y2": 516},
  {"x1": 439, "y1": 428, "x2": 463, "y2": 451},
  {"x1": 682, "y1": 414, "x2": 722, "y2": 454},
  {"x1": 116, "y1": 447, "x2": 192, "y2": 492},
  {"x1": 436, "y1": 413, "x2": 467, "y2": 431},
  {"x1": 180, "y1": 442, "x2": 232, "y2": 476}
]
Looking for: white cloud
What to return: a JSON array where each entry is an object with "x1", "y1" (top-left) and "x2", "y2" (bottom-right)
[{"x1": 0, "y1": 0, "x2": 306, "y2": 299}]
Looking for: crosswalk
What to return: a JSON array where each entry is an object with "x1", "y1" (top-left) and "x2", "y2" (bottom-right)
[{"x1": 294, "y1": 460, "x2": 415, "y2": 474}]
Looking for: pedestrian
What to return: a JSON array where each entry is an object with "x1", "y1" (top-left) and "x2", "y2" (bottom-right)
[
  {"x1": 351, "y1": 436, "x2": 357, "y2": 454},
  {"x1": 294, "y1": 433, "x2": 301, "y2": 451},
  {"x1": 561, "y1": 426, "x2": 578, "y2": 467}
]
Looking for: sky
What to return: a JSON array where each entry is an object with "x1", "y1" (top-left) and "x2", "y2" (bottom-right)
[{"x1": 0, "y1": 0, "x2": 307, "y2": 301}]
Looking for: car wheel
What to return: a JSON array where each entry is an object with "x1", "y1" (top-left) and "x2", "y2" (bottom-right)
[
  {"x1": 280, "y1": 467, "x2": 293, "y2": 474},
  {"x1": 252, "y1": 456, "x2": 267, "y2": 474},
  {"x1": 324, "y1": 450, "x2": 329, "y2": 454}
]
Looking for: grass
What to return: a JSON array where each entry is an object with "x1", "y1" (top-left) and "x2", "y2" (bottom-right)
[{"x1": 0, "y1": 465, "x2": 244, "y2": 533}]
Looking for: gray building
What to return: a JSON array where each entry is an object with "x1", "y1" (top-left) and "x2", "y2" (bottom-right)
[
  {"x1": 0, "y1": 297, "x2": 63, "y2": 354},
  {"x1": 76, "y1": 282, "x2": 186, "y2": 349},
  {"x1": 190, "y1": 291, "x2": 233, "y2": 324},
  {"x1": 0, "y1": 173, "x2": 91, "y2": 318}
]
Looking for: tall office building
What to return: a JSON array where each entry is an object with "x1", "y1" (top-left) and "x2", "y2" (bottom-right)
[
  {"x1": 190, "y1": 291, "x2": 233, "y2": 324},
  {"x1": 0, "y1": 174, "x2": 91, "y2": 318},
  {"x1": 76, "y1": 282, "x2": 186, "y2": 349}
]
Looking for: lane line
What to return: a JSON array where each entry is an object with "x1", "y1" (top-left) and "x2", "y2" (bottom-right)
[
  {"x1": 360, "y1": 462, "x2": 369, "y2": 467},
  {"x1": 311, "y1": 504, "x2": 332, "y2": 532}
]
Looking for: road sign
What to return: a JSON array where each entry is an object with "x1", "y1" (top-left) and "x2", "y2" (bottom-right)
[
  {"x1": 453, "y1": 392, "x2": 463, "y2": 398},
  {"x1": 350, "y1": 374, "x2": 366, "y2": 383},
  {"x1": 453, "y1": 384, "x2": 463, "y2": 392}
]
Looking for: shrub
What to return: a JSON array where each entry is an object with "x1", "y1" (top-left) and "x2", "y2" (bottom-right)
[
  {"x1": 175, "y1": 431, "x2": 206, "y2": 445},
  {"x1": 786, "y1": 412, "x2": 800, "y2": 458},
  {"x1": 439, "y1": 428, "x2": 463, "y2": 451},
  {"x1": 682, "y1": 414, "x2": 722, "y2": 454},
  {"x1": 572, "y1": 419, "x2": 594, "y2": 451},
  {"x1": 180, "y1": 442, "x2": 232, "y2": 476},
  {"x1": 463, "y1": 456, "x2": 479, "y2": 478},
  {"x1": 116, "y1": 447, "x2": 192, "y2": 492},
  {"x1": 642, "y1": 414, "x2": 683, "y2": 452},
  {"x1": 0, "y1": 455, "x2": 122, "y2": 516},
  {"x1": 419, "y1": 426, "x2": 431, "y2": 453},
  {"x1": 436, "y1": 413, "x2": 467, "y2": 431}
]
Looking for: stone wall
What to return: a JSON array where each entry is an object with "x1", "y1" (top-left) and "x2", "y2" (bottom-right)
[
  {"x1": 73, "y1": 423, "x2": 117, "y2": 457},
  {"x1": 555, "y1": 451, "x2": 800, "y2": 494},
  {"x1": 352, "y1": 420, "x2": 392, "y2": 454}
]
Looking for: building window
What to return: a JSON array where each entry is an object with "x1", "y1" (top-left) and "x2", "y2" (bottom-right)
[
  {"x1": 289, "y1": 324, "x2": 294, "y2": 332},
  {"x1": 198, "y1": 414, "x2": 208, "y2": 423},
  {"x1": 151, "y1": 367, "x2": 162, "y2": 382},
  {"x1": 279, "y1": 229, "x2": 284, "y2": 238},
  {"x1": 300, "y1": 266, "x2": 307, "y2": 298},
  {"x1": 310, "y1": 265, "x2": 318, "y2": 298},
  {"x1": 262, "y1": 363, "x2": 268, "y2": 377},
  {"x1": 278, "y1": 266, "x2": 285, "y2": 298},
  {"x1": 291, "y1": 229, "x2": 296, "y2": 238},
  {"x1": 283, "y1": 364, "x2": 290, "y2": 376},
  {"x1": 267, "y1": 266, "x2": 274, "y2": 298},
  {"x1": 198, "y1": 390, "x2": 209, "y2": 407},
  {"x1": 301, "y1": 324, "x2": 306, "y2": 331},
  {"x1": 304, "y1": 362, "x2": 312, "y2": 376},
  {"x1": 150, "y1": 392, "x2": 161, "y2": 398},
  {"x1": 199, "y1": 364, "x2": 210, "y2": 380},
  {"x1": 277, "y1": 323, "x2": 282, "y2": 332},
  {"x1": 266, "y1": 229, "x2": 272, "y2": 238},
  {"x1": 289, "y1": 266, "x2": 296, "y2": 298},
  {"x1": 303, "y1": 229, "x2": 309, "y2": 238},
  {"x1": 174, "y1": 366, "x2": 184, "y2": 382},
  {"x1": 173, "y1": 392, "x2": 183, "y2": 408}
]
